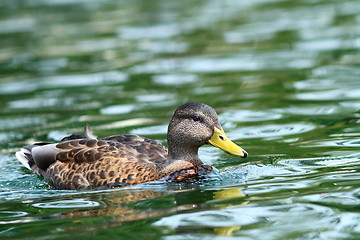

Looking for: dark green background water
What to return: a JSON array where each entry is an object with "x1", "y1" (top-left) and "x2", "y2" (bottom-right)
[{"x1": 1, "y1": 0, "x2": 360, "y2": 239}]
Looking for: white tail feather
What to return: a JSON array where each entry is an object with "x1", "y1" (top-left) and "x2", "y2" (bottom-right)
[
  {"x1": 15, "y1": 149, "x2": 31, "y2": 170},
  {"x1": 84, "y1": 124, "x2": 97, "y2": 139}
]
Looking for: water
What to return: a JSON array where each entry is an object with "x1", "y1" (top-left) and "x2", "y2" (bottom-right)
[{"x1": 1, "y1": 0, "x2": 360, "y2": 239}]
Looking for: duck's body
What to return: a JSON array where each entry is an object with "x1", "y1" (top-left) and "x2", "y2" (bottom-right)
[{"x1": 16, "y1": 102, "x2": 247, "y2": 190}]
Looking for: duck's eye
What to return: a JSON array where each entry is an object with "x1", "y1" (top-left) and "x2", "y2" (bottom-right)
[{"x1": 192, "y1": 115, "x2": 202, "y2": 122}]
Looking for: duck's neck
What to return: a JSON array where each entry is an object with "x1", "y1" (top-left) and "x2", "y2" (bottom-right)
[{"x1": 167, "y1": 140, "x2": 203, "y2": 165}]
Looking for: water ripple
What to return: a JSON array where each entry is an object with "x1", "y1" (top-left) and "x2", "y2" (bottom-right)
[
  {"x1": 0, "y1": 211, "x2": 28, "y2": 219},
  {"x1": 139, "y1": 41, "x2": 188, "y2": 54},
  {"x1": 274, "y1": 105, "x2": 340, "y2": 116},
  {"x1": 0, "y1": 18, "x2": 37, "y2": 34},
  {"x1": 220, "y1": 110, "x2": 283, "y2": 122},
  {"x1": 294, "y1": 89, "x2": 360, "y2": 101},
  {"x1": 0, "y1": 132, "x2": 23, "y2": 143},
  {"x1": 33, "y1": 199, "x2": 100, "y2": 209},
  {"x1": 310, "y1": 138, "x2": 360, "y2": 148},
  {"x1": 292, "y1": 66, "x2": 360, "y2": 91},
  {"x1": 225, "y1": 6, "x2": 332, "y2": 44},
  {"x1": 100, "y1": 104, "x2": 136, "y2": 115},
  {"x1": 228, "y1": 123, "x2": 316, "y2": 140},
  {"x1": 153, "y1": 74, "x2": 198, "y2": 86},
  {"x1": 154, "y1": 207, "x2": 258, "y2": 228},
  {"x1": 130, "y1": 52, "x2": 316, "y2": 74},
  {"x1": 0, "y1": 210, "x2": 31, "y2": 225},
  {"x1": 154, "y1": 202, "x2": 335, "y2": 235},
  {"x1": 0, "y1": 117, "x2": 47, "y2": 130},
  {"x1": 8, "y1": 97, "x2": 75, "y2": 109},
  {"x1": 118, "y1": 24, "x2": 183, "y2": 40},
  {"x1": 136, "y1": 93, "x2": 175, "y2": 103},
  {"x1": 130, "y1": 124, "x2": 168, "y2": 136},
  {"x1": 295, "y1": 38, "x2": 359, "y2": 52},
  {"x1": 0, "y1": 71, "x2": 128, "y2": 95}
]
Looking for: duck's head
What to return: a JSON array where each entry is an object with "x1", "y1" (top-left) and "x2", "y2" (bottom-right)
[{"x1": 167, "y1": 102, "x2": 248, "y2": 161}]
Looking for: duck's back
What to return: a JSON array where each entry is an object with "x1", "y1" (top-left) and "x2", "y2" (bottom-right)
[{"x1": 16, "y1": 133, "x2": 169, "y2": 189}]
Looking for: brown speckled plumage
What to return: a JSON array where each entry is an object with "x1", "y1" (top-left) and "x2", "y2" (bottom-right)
[
  {"x1": 46, "y1": 136, "x2": 170, "y2": 189},
  {"x1": 16, "y1": 102, "x2": 248, "y2": 190}
]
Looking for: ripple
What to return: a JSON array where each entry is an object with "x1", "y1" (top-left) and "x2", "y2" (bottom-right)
[
  {"x1": 299, "y1": 25, "x2": 360, "y2": 42},
  {"x1": 0, "y1": 132, "x2": 23, "y2": 143},
  {"x1": 29, "y1": 57, "x2": 68, "y2": 74},
  {"x1": 100, "y1": 104, "x2": 136, "y2": 115},
  {"x1": 139, "y1": 41, "x2": 188, "y2": 54},
  {"x1": 0, "y1": 18, "x2": 37, "y2": 34},
  {"x1": 293, "y1": 79, "x2": 338, "y2": 91},
  {"x1": 154, "y1": 202, "x2": 334, "y2": 231},
  {"x1": 130, "y1": 52, "x2": 316, "y2": 74},
  {"x1": 44, "y1": 71, "x2": 128, "y2": 88},
  {"x1": 118, "y1": 24, "x2": 182, "y2": 40},
  {"x1": 228, "y1": 123, "x2": 316, "y2": 140},
  {"x1": 293, "y1": 77, "x2": 360, "y2": 91},
  {"x1": 76, "y1": 38, "x2": 119, "y2": 53},
  {"x1": 0, "y1": 211, "x2": 28, "y2": 219},
  {"x1": 152, "y1": 74, "x2": 198, "y2": 86},
  {"x1": 294, "y1": 89, "x2": 360, "y2": 101},
  {"x1": 310, "y1": 138, "x2": 360, "y2": 147},
  {"x1": 274, "y1": 105, "x2": 339, "y2": 116},
  {"x1": 224, "y1": 4, "x2": 333, "y2": 44},
  {"x1": 295, "y1": 38, "x2": 346, "y2": 51},
  {"x1": 0, "y1": 117, "x2": 47, "y2": 130},
  {"x1": 340, "y1": 101, "x2": 360, "y2": 108},
  {"x1": 136, "y1": 93, "x2": 175, "y2": 103},
  {"x1": 130, "y1": 124, "x2": 167, "y2": 136},
  {"x1": 313, "y1": 65, "x2": 360, "y2": 80},
  {"x1": 32, "y1": 199, "x2": 100, "y2": 209},
  {"x1": 220, "y1": 110, "x2": 282, "y2": 122},
  {"x1": 154, "y1": 207, "x2": 258, "y2": 228},
  {"x1": 8, "y1": 97, "x2": 75, "y2": 109},
  {"x1": 292, "y1": 66, "x2": 360, "y2": 91},
  {"x1": 0, "y1": 71, "x2": 128, "y2": 95}
]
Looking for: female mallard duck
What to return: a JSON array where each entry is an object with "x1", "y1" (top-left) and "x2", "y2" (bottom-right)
[{"x1": 16, "y1": 102, "x2": 248, "y2": 190}]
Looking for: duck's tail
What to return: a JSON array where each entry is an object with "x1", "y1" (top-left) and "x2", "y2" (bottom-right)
[
  {"x1": 16, "y1": 124, "x2": 96, "y2": 171},
  {"x1": 16, "y1": 147, "x2": 33, "y2": 170},
  {"x1": 15, "y1": 142, "x2": 49, "y2": 171}
]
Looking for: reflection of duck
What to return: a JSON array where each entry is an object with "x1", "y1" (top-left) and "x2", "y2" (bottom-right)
[
  {"x1": 62, "y1": 190, "x2": 169, "y2": 225},
  {"x1": 159, "y1": 187, "x2": 248, "y2": 236},
  {"x1": 16, "y1": 102, "x2": 248, "y2": 189},
  {"x1": 61, "y1": 187, "x2": 248, "y2": 234}
]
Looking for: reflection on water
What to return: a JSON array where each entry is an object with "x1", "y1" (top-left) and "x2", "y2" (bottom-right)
[{"x1": 1, "y1": 0, "x2": 360, "y2": 239}]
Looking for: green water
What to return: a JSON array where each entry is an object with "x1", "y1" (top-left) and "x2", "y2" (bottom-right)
[{"x1": 1, "y1": 0, "x2": 360, "y2": 239}]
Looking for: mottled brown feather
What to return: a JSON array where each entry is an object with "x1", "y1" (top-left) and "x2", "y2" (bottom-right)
[{"x1": 38, "y1": 137, "x2": 179, "y2": 189}]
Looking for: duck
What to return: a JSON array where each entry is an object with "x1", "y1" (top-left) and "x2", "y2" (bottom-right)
[{"x1": 16, "y1": 102, "x2": 248, "y2": 190}]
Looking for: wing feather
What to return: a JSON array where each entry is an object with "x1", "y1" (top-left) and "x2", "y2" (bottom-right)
[{"x1": 41, "y1": 136, "x2": 169, "y2": 189}]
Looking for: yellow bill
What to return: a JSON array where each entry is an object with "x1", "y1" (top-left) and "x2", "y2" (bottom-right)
[{"x1": 208, "y1": 127, "x2": 248, "y2": 158}]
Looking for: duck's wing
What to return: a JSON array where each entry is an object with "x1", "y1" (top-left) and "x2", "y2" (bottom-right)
[
  {"x1": 102, "y1": 134, "x2": 165, "y2": 148},
  {"x1": 16, "y1": 136, "x2": 173, "y2": 189},
  {"x1": 23, "y1": 131, "x2": 168, "y2": 172},
  {"x1": 101, "y1": 134, "x2": 169, "y2": 165},
  {"x1": 54, "y1": 137, "x2": 168, "y2": 167}
]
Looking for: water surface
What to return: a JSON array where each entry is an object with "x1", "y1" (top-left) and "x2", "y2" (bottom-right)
[{"x1": 1, "y1": 0, "x2": 360, "y2": 239}]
